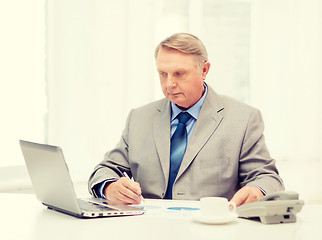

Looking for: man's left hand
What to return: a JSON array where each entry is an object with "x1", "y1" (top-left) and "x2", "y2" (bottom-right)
[{"x1": 230, "y1": 186, "x2": 264, "y2": 207}]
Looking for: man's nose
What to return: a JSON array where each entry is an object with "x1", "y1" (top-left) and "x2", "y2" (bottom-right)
[{"x1": 166, "y1": 76, "x2": 176, "y2": 88}]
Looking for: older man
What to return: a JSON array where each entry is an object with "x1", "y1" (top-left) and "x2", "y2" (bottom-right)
[{"x1": 88, "y1": 33, "x2": 284, "y2": 206}]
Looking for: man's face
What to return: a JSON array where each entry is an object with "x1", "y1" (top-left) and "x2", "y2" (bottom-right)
[{"x1": 156, "y1": 47, "x2": 210, "y2": 110}]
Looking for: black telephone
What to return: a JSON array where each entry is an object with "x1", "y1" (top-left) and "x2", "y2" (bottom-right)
[{"x1": 236, "y1": 191, "x2": 304, "y2": 224}]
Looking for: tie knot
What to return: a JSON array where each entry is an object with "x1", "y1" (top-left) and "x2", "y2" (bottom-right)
[{"x1": 177, "y1": 112, "x2": 191, "y2": 124}]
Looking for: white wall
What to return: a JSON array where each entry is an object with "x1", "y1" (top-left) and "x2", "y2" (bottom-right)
[
  {"x1": 0, "y1": 0, "x2": 46, "y2": 167},
  {"x1": 0, "y1": 0, "x2": 46, "y2": 191}
]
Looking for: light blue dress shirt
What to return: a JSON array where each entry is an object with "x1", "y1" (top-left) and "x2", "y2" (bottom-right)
[{"x1": 170, "y1": 82, "x2": 208, "y2": 143}]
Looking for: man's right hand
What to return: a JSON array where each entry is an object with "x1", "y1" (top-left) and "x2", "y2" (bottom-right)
[{"x1": 104, "y1": 177, "x2": 142, "y2": 204}]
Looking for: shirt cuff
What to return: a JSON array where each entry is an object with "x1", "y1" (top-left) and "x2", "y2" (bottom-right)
[
  {"x1": 252, "y1": 185, "x2": 267, "y2": 195},
  {"x1": 93, "y1": 179, "x2": 118, "y2": 199}
]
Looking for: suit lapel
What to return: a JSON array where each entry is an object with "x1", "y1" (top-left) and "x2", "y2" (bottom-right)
[
  {"x1": 177, "y1": 87, "x2": 224, "y2": 179},
  {"x1": 153, "y1": 100, "x2": 171, "y2": 184},
  {"x1": 152, "y1": 87, "x2": 224, "y2": 186}
]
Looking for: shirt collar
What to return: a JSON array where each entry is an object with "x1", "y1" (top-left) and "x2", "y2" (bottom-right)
[{"x1": 171, "y1": 82, "x2": 208, "y2": 121}]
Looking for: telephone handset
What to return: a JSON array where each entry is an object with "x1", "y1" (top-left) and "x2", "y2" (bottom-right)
[
  {"x1": 260, "y1": 191, "x2": 299, "y2": 201},
  {"x1": 236, "y1": 191, "x2": 304, "y2": 224}
]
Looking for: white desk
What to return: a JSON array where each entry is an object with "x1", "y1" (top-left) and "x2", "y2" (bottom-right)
[{"x1": 0, "y1": 193, "x2": 321, "y2": 240}]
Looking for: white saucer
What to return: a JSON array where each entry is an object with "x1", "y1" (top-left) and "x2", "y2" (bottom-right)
[{"x1": 193, "y1": 212, "x2": 238, "y2": 224}]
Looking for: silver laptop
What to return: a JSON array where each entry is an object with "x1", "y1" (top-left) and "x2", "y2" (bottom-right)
[{"x1": 19, "y1": 140, "x2": 144, "y2": 218}]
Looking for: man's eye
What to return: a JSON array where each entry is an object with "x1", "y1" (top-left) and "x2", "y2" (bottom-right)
[
  {"x1": 175, "y1": 72, "x2": 184, "y2": 77},
  {"x1": 160, "y1": 72, "x2": 167, "y2": 78}
]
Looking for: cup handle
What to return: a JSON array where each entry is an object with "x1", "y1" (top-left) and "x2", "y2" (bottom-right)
[{"x1": 228, "y1": 201, "x2": 236, "y2": 212}]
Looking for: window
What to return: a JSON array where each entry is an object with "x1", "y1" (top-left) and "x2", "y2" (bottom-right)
[{"x1": 0, "y1": 0, "x2": 46, "y2": 168}]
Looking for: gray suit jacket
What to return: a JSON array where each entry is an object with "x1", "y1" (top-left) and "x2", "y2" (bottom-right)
[{"x1": 88, "y1": 85, "x2": 284, "y2": 200}]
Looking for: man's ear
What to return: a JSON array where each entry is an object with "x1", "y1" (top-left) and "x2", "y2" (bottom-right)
[{"x1": 202, "y1": 61, "x2": 211, "y2": 79}]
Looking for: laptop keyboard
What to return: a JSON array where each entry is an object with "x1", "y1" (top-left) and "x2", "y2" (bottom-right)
[{"x1": 78, "y1": 199, "x2": 114, "y2": 212}]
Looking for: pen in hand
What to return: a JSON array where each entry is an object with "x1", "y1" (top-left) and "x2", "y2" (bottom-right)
[{"x1": 123, "y1": 171, "x2": 145, "y2": 203}]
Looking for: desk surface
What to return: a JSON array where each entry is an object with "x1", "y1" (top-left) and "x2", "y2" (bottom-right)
[{"x1": 1, "y1": 193, "x2": 321, "y2": 240}]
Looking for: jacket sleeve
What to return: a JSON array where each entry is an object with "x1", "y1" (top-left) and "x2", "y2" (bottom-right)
[{"x1": 238, "y1": 109, "x2": 284, "y2": 194}]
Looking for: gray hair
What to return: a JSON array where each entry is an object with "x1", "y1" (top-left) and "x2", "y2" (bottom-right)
[{"x1": 154, "y1": 33, "x2": 208, "y2": 68}]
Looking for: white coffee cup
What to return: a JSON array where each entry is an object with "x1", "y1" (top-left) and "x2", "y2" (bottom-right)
[{"x1": 200, "y1": 197, "x2": 236, "y2": 216}]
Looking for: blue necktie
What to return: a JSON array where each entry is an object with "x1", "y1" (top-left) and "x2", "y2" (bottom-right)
[{"x1": 165, "y1": 112, "x2": 192, "y2": 199}]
